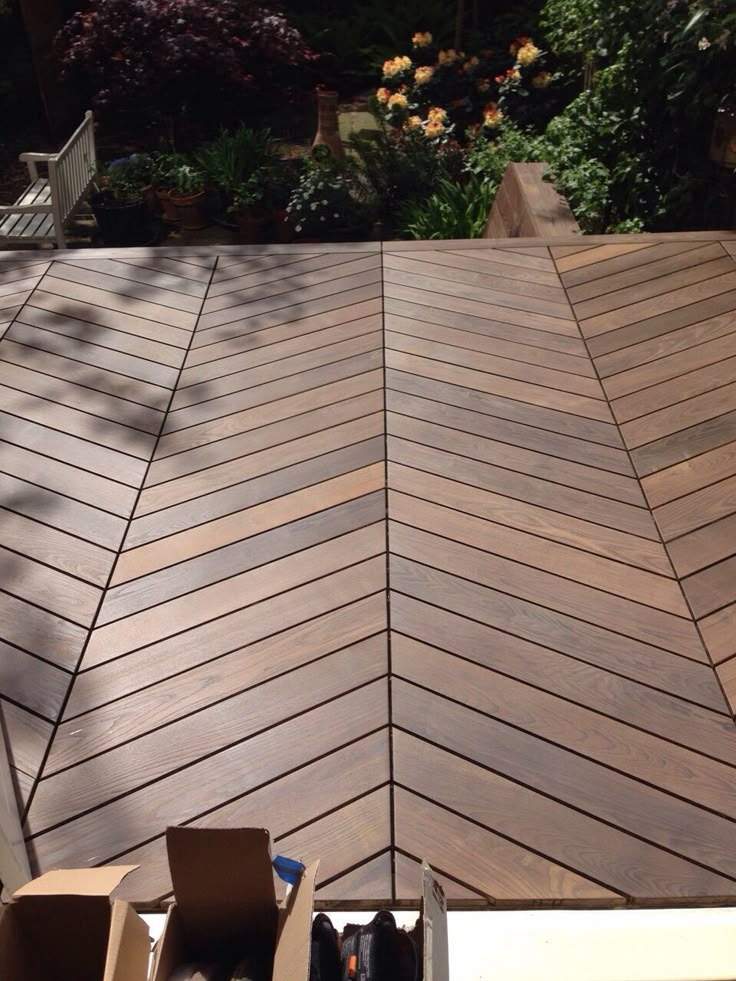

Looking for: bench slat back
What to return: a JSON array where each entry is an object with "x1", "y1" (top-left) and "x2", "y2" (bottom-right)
[{"x1": 48, "y1": 111, "x2": 97, "y2": 225}]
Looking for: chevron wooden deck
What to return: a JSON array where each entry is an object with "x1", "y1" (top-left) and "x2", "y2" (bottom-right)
[{"x1": 1, "y1": 235, "x2": 736, "y2": 908}]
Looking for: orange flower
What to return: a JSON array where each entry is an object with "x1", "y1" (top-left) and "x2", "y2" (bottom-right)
[
  {"x1": 517, "y1": 42, "x2": 541, "y2": 66},
  {"x1": 437, "y1": 48, "x2": 460, "y2": 66},
  {"x1": 387, "y1": 92, "x2": 408, "y2": 110},
  {"x1": 376, "y1": 87, "x2": 391, "y2": 104},
  {"x1": 509, "y1": 35, "x2": 530, "y2": 56},
  {"x1": 531, "y1": 70, "x2": 552, "y2": 88},
  {"x1": 424, "y1": 119, "x2": 445, "y2": 138},
  {"x1": 427, "y1": 106, "x2": 448, "y2": 123},
  {"x1": 412, "y1": 31, "x2": 433, "y2": 47},
  {"x1": 383, "y1": 55, "x2": 412, "y2": 77},
  {"x1": 405, "y1": 115, "x2": 423, "y2": 131},
  {"x1": 483, "y1": 102, "x2": 504, "y2": 128},
  {"x1": 414, "y1": 65, "x2": 434, "y2": 85}
]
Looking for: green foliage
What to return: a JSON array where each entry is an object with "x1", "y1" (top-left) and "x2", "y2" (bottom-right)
[
  {"x1": 397, "y1": 174, "x2": 495, "y2": 239},
  {"x1": 358, "y1": 0, "x2": 455, "y2": 67},
  {"x1": 349, "y1": 124, "x2": 463, "y2": 225},
  {"x1": 538, "y1": 0, "x2": 736, "y2": 231},
  {"x1": 286, "y1": 145, "x2": 374, "y2": 235},
  {"x1": 465, "y1": 123, "x2": 547, "y2": 190},
  {"x1": 195, "y1": 127, "x2": 280, "y2": 193},
  {"x1": 93, "y1": 155, "x2": 153, "y2": 203},
  {"x1": 169, "y1": 164, "x2": 204, "y2": 197},
  {"x1": 151, "y1": 152, "x2": 190, "y2": 190},
  {"x1": 290, "y1": 0, "x2": 455, "y2": 86}
]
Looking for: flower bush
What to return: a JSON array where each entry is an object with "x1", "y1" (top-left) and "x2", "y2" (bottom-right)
[
  {"x1": 286, "y1": 147, "x2": 372, "y2": 237},
  {"x1": 372, "y1": 30, "x2": 556, "y2": 140},
  {"x1": 58, "y1": 0, "x2": 314, "y2": 132}
]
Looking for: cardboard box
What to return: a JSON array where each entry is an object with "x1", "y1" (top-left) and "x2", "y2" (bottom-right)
[
  {"x1": 420, "y1": 863, "x2": 449, "y2": 981},
  {"x1": 0, "y1": 865, "x2": 151, "y2": 981},
  {"x1": 151, "y1": 827, "x2": 318, "y2": 981}
]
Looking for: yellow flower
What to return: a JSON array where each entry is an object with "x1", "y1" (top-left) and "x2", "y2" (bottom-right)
[
  {"x1": 464, "y1": 56, "x2": 479, "y2": 71},
  {"x1": 405, "y1": 115, "x2": 423, "y2": 131},
  {"x1": 517, "y1": 42, "x2": 541, "y2": 66},
  {"x1": 412, "y1": 31, "x2": 433, "y2": 47},
  {"x1": 388, "y1": 92, "x2": 408, "y2": 110},
  {"x1": 427, "y1": 106, "x2": 448, "y2": 123},
  {"x1": 424, "y1": 119, "x2": 445, "y2": 139},
  {"x1": 383, "y1": 55, "x2": 412, "y2": 77},
  {"x1": 531, "y1": 70, "x2": 552, "y2": 88},
  {"x1": 483, "y1": 103, "x2": 504, "y2": 128},
  {"x1": 476, "y1": 77, "x2": 491, "y2": 93},
  {"x1": 437, "y1": 48, "x2": 460, "y2": 65},
  {"x1": 414, "y1": 65, "x2": 434, "y2": 85},
  {"x1": 376, "y1": 87, "x2": 391, "y2": 104}
]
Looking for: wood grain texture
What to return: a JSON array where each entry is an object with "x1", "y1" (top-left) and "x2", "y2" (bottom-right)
[{"x1": 1, "y1": 240, "x2": 735, "y2": 908}]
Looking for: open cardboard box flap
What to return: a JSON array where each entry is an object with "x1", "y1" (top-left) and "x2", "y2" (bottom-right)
[
  {"x1": 1, "y1": 866, "x2": 149, "y2": 981},
  {"x1": 14, "y1": 865, "x2": 138, "y2": 900},
  {"x1": 166, "y1": 827, "x2": 278, "y2": 946},
  {"x1": 156, "y1": 826, "x2": 318, "y2": 980},
  {"x1": 422, "y1": 863, "x2": 449, "y2": 981},
  {"x1": 273, "y1": 860, "x2": 319, "y2": 981}
]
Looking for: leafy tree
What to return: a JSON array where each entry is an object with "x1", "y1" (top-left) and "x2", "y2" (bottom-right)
[
  {"x1": 540, "y1": 0, "x2": 736, "y2": 230},
  {"x1": 58, "y1": 0, "x2": 314, "y2": 136}
]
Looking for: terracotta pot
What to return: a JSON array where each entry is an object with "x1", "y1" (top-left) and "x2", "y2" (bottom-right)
[
  {"x1": 312, "y1": 87, "x2": 345, "y2": 161},
  {"x1": 155, "y1": 187, "x2": 180, "y2": 223},
  {"x1": 170, "y1": 189, "x2": 208, "y2": 230},
  {"x1": 237, "y1": 209, "x2": 268, "y2": 244}
]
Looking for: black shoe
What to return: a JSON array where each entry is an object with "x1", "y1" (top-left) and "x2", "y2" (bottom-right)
[
  {"x1": 310, "y1": 912, "x2": 342, "y2": 981},
  {"x1": 341, "y1": 911, "x2": 418, "y2": 981}
]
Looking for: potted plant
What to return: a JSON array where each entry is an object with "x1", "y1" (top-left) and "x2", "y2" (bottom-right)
[
  {"x1": 195, "y1": 126, "x2": 280, "y2": 228},
  {"x1": 286, "y1": 147, "x2": 373, "y2": 242},
  {"x1": 229, "y1": 173, "x2": 268, "y2": 244},
  {"x1": 168, "y1": 163, "x2": 208, "y2": 230},
  {"x1": 89, "y1": 157, "x2": 153, "y2": 246},
  {"x1": 122, "y1": 152, "x2": 156, "y2": 215},
  {"x1": 263, "y1": 157, "x2": 301, "y2": 243},
  {"x1": 152, "y1": 151, "x2": 188, "y2": 223}
]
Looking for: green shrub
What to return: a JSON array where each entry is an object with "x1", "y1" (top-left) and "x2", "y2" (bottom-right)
[
  {"x1": 397, "y1": 173, "x2": 496, "y2": 239},
  {"x1": 538, "y1": 0, "x2": 736, "y2": 231}
]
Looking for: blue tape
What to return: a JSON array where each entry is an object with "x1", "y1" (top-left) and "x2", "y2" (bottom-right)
[{"x1": 273, "y1": 854, "x2": 305, "y2": 886}]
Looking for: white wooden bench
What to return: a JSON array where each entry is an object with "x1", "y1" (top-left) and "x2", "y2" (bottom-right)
[{"x1": 0, "y1": 111, "x2": 97, "y2": 249}]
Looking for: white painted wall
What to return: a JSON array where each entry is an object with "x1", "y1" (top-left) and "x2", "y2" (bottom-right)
[{"x1": 142, "y1": 907, "x2": 736, "y2": 980}]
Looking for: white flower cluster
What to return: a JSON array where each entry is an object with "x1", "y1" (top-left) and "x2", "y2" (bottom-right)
[{"x1": 286, "y1": 171, "x2": 348, "y2": 234}]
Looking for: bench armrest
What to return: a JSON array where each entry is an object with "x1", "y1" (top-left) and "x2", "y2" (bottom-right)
[
  {"x1": 0, "y1": 203, "x2": 52, "y2": 215},
  {"x1": 18, "y1": 153, "x2": 54, "y2": 180}
]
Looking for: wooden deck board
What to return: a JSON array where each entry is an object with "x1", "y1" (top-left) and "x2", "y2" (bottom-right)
[{"x1": 0, "y1": 239, "x2": 735, "y2": 906}]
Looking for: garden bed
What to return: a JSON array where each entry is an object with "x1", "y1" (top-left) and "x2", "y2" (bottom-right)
[{"x1": 4, "y1": 0, "x2": 735, "y2": 245}]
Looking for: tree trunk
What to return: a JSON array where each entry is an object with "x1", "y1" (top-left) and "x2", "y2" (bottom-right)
[
  {"x1": 18, "y1": 0, "x2": 75, "y2": 136},
  {"x1": 454, "y1": 0, "x2": 465, "y2": 51}
]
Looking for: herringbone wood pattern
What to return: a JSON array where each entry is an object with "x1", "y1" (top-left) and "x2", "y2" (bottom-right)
[{"x1": 1, "y1": 235, "x2": 736, "y2": 907}]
